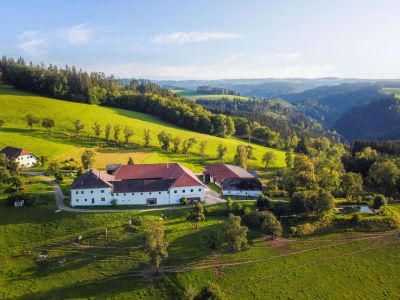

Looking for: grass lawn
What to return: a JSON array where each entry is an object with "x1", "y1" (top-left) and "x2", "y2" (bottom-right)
[
  {"x1": 0, "y1": 85, "x2": 285, "y2": 173},
  {"x1": 207, "y1": 182, "x2": 221, "y2": 193},
  {"x1": 1, "y1": 173, "x2": 400, "y2": 299},
  {"x1": 171, "y1": 89, "x2": 250, "y2": 101},
  {"x1": 381, "y1": 87, "x2": 400, "y2": 99}
]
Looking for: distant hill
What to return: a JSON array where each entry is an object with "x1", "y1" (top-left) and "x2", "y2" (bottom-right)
[
  {"x1": 171, "y1": 89, "x2": 249, "y2": 101},
  {"x1": 332, "y1": 96, "x2": 400, "y2": 141}
]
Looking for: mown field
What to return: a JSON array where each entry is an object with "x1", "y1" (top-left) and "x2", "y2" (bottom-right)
[
  {"x1": 172, "y1": 89, "x2": 250, "y2": 101},
  {"x1": 0, "y1": 178, "x2": 400, "y2": 299},
  {"x1": 0, "y1": 85, "x2": 284, "y2": 172}
]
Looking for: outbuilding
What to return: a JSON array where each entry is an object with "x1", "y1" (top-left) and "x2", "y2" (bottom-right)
[{"x1": 203, "y1": 164, "x2": 262, "y2": 197}]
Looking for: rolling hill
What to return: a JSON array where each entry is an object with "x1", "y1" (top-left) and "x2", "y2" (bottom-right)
[
  {"x1": 0, "y1": 85, "x2": 285, "y2": 172},
  {"x1": 171, "y1": 89, "x2": 250, "y2": 101}
]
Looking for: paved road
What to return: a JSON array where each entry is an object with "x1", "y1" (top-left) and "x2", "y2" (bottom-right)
[{"x1": 24, "y1": 171, "x2": 225, "y2": 213}]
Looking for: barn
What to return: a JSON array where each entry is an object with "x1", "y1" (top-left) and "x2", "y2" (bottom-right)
[{"x1": 203, "y1": 164, "x2": 262, "y2": 197}]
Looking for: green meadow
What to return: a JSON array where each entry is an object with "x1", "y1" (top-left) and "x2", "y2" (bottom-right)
[
  {"x1": 381, "y1": 87, "x2": 400, "y2": 99},
  {"x1": 0, "y1": 178, "x2": 400, "y2": 299},
  {"x1": 0, "y1": 85, "x2": 283, "y2": 172},
  {"x1": 171, "y1": 89, "x2": 250, "y2": 101}
]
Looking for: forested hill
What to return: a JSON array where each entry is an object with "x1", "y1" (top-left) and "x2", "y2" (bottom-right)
[
  {"x1": 279, "y1": 83, "x2": 391, "y2": 126},
  {"x1": 332, "y1": 96, "x2": 400, "y2": 141}
]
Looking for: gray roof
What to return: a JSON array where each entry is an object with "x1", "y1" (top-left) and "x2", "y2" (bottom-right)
[{"x1": 71, "y1": 169, "x2": 113, "y2": 189}]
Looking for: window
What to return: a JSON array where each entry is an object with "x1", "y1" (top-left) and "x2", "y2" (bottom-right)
[
  {"x1": 116, "y1": 193, "x2": 119, "y2": 196},
  {"x1": 149, "y1": 192, "x2": 152, "y2": 195},
  {"x1": 124, "y1": 193, "x2": 126, "y2": 196},
  {"x1": 101, "y1": 198, "x2": 105, "y2": 201},
  {"x1": 101, "y1": 190, "x2": 104, "y2": 193},
  {"x1": 198, "y1": 188, "x2": 201, "y2": 192},
  {"x1": 140, "y1": 192, "x2": 143, "y2": 195},
  {"x1": 182, "y1": 190, "x2": 185, "y2": 193},
  {"x1": 85, "y1": 199, "x2": 87, "y2": 201},
  {"x1": 191, "y1": 189, "x2": 193, "y2": 192},
  {"x1": 81, "y1": 191, "x2": 84, "y2": 194},
  {"x1": 146, "y1": 198, "x2": 157, "y2": 205},
  {"x1": 91, "y1": 191, "x2": 93, "y2": 194},
  {"x1": 132, "y1": 193, "x2": 134, "y2": 195},
  {"x1": 76, "y1": 191, "x2": 79, "y2": 194},
  {"x1": 159, "y1": 192, "x2": 161, "y2": 194},
  {"x1": 174, "y1": 190, "x2": 177, "y2": 194},
  {"x1": 76, "y1": 199, "x2": 79, "y2": 202}
]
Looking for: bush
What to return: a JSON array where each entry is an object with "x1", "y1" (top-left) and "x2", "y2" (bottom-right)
[
  {"x1": 111, "y1": 199, "x2": 118, "y2": 206},
  {"x1": 179, "y1": 197, "x2": 187, "y2": 205},
  {"x1": 351, "y1": 212, "x2": 362, "y2": 223},
  {"x1": 194, "y1": 282, "x2": 226, "y2": 300},
  {"x1": 54, "y1": 172, "x2": 64, "y2": 183},
  {"x1": 373, "y1": 194, "x2": 387, "y2": 209},
  {"x1": 256, "y1": 194, "x2": 270, "y2": 211},
  {"x1": 7, "y1": 193, "x2": 36, "y2": 207},
  {"x1": 232, "y1": 201, "x2": 243, "y2": 215}
]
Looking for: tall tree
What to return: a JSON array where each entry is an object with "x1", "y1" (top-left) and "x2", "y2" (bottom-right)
[
  {"x1": 123, "y1": 126, "x2": 133, "y2": 143},
  {"x1": 143, "y1": 129, "x2": 151, "y2": 147},
  {"x1": 26, "y1": 114, "x2": 39, "y2": 129},
  {"x1": 285, "y1": 149, "x2": 294, "y2": 168},
  {"x1": 104, "y1": 123, "x2": 111, "y2": 140},
  {"x1": 182, "y1": 138, "x2": 197, "y2": 154},
  {"x1": 113, "y1": 124, "x2": 121, "y2": 141},
  {"x1": 187, "y1": 202, "x2": 205, "y2": 229},
  {"x1": 92, "y1": 121, "x2": 102, "y2": 138},
  {"x1": 157, "y1": 131, "x2": 172, "y2": 150},
  {"x1": 260, "y1": 212, "x2": 282, "y2": 240},
  {"x1": 262, "y1": 151, "x2": 276, "y2": 169},
  {"x1": 172, "y1": 136, "x2": 181, "y2": 153},
  {"x1": 199, "y1": 140, "x2": 207, "y2": 157},
  {"x1": 72, "y1": 120, "x2": 84, "y2": 135},
  {"x1": 81, "y1": 150, "x2": 95, "y2": 170},
  {"x1": 368, "y1": 160, "x2": 400, "y2": 195},
  {"x1": 234, "y1": 145, "x2": 248, "y2": 169},
  {"x1": 222, "y1": 214, "x2": 248, "y2": 252},
  {"x1": 217, "y1": 143, "x2": 228, "y2": 160},
  {"x1": 144, "y1": 220, "x2": 168, "y2": 272},
  {"x1": 41, "y1": 118, "x2": 55, "y2": 131},
  {"x1": 341, "y1": 172, "x2": 363, "y2": 199}
]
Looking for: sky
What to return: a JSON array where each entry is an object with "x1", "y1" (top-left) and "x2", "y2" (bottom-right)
[{"x1": 1, "y1": 0, "x2": 400, "y2": 80}]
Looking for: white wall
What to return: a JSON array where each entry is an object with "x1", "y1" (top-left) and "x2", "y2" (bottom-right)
[
  {"x1": 222, "y1": 190, "x2": 261, "y2": 197},
  {"x1": 70, "y1": 185, "x2": 205, "y2": 207},
  {"x1": 16, "y1": 154, "x2": 37, "y2": 167}
]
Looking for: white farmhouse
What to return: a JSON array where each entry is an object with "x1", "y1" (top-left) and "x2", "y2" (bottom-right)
[
  {"x1": 203, "y1": 164, "x2": 262, "y2": 197},
  {"x1": 70, "y1": 163, "x2": 206, "y2": 207},
  {"x1": 0, "y1": 146, "x2": 37, "y2": 167}
]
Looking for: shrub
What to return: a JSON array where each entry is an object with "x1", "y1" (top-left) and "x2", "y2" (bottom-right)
[
  {"x1": 373, "y1": 194, "x2": 387, "y2": 209},
  {"x1": 256, "y1": 194, "x2": 270, "y2": 211},
  {"x1": 111, "y1": 199, "x2": 118, "y2": 206},
  {"x1": 194, "y1": 282, "x2": 226, "y2": 300},
  {"x1": 260, "y1": 212, "x2": 282, "y2": 238},
  {"x1": 232, "y1": 201, "x2": 243, "y2": 215},
  {"x1": 179, "y1": 197, "x2": 187, "y2": 205},
  {"x1": 351, "y1": 212, "x2": 362, "y2": 223}
]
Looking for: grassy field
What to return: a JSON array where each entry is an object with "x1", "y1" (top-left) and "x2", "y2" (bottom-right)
[
  {"x1": 381, "y1": 87, "x2": 400, "y2": 99},
  {"x1": 0, "y1": 85, "x2": 284, "y2": 172},
  {"x1": 172, "y1": 89, "x2": 250, "y2": 101},
  {"x1": 1, "y1": 180, "x2": 400, "y2": 299}
]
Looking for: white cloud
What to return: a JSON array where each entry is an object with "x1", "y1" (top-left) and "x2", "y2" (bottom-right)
[
  {"x1": 151, "y1": 31, "x2": 242, "y2": 45},
  {"x1": 58, "y1": 23, "x2": 92, "y2": 45},
  {"x1": 18, "y1": 31, "x2": 49, "y2": 58},
  {"x1": 87, "y1": 53, "x2": 335, "y2": 80}
]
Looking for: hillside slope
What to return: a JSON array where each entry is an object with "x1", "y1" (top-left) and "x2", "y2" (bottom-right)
[
  {"x1": 0, "y1": 86, "x2": 284, "y2": 171},
  {"x1": 332, "y1": 97, "x2": 400, "y2": 141}
]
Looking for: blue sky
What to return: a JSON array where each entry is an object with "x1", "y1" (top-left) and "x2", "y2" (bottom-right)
[{"x1": 1, "y1": 0, "x2": 400, "y2": 79}]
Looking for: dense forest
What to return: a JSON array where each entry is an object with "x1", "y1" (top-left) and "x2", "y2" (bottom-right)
[
  {"x1": 197, "y1": 86, "x2": 240, "y2": 96},
  {"x1": 196, "y1": 98, "x2": 340, "y2": 142}
]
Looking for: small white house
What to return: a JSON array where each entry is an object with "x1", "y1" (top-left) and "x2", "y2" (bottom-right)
[
  {"x1": 70, "y1": 163, "x2": 206, "y2": 207},
  {"x1": 0, "y1": 146, "x2": 37, "y2": 167},
  {"x1": 203, "y1": 164, "x2": 262, "y2": 197}
]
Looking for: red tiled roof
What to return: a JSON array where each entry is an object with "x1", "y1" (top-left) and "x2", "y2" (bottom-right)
[
  {"x1": 204, "y1": 164, "x2": 255, "y2": 184},
  {"x1": 0, "y1": 146, "x2": 33, "y2": 160},
  {"x1": 113, "y1": 163, "x2": 204, "y2": 188}
]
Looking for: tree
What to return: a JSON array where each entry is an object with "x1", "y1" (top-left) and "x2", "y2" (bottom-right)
[
  {"x1": 246, "y1": 146, "x2": 254, "y2": 159},
  {"x1": 260, "y1": 212, "x2": 282, "y2": 239},
  {"x1": 0, "y1": 167, "x2": 10, "y2": 186},
  {"x1": 127, "y1": 157, "x2": 134, "y2": 165},
  {"x1": 182, "y1": 138, "x2": 197, "y2": 154},
  {"x1": 113, "y1": 124, "x2": 121, "y2": 141},
  {"x1": 285, "y1": 149, "x2": 294, "y2": 168},
  {"x1": 92, "y1": 121, "x2": 102, "y2": 138},
  {"x1": 194, "y1": 282, "x2": 226, "y2": 300},
  {"x1": 0, "y1": 119, "x2": 4, "y2": 128},
  {"x1": 262, "y1": 151, "x2": 276, "y2": 169},
  {"x1": 217, "y1": 143, "x2": 227, "y2": 160},
  {"x1": 225, "y1": 197, "x2": 233, "y2": 213},
  {"x1": 144, "y1": 219, "x2": 168, "y2": 271},
  {"x1": 341, "y1": 172, "x2": 363, "y2": 199},
  {"x1": 143, "y1": 129, "x2": 151, "y2": 147},
  {"x1": 26, "y1": 114, "x2": 39, "y2": 129},
  {"x1": 41, "y1": 118, "x2": 55, "y2": 131},
  {"x1": 222, "y1": 214, "x2": 248, "y2": 252},
  {"x1": 172, "y1": 136, "x2": 181, "y2": 153},
  {"x1": 225, "y1": 117, "x2": 236, "y2": 136},
  {"x1": 104, "y1": 124, "x2": 111, "y2": 140},
  {"x1": 157, "y1": 131, "x2": 172, "y2": 150},
  {"x1": 373, "y1": 194, "x2": 387, "y2": 209},
  {"x1": 48, "y1": 160, "x2": 59, "y2": 174},
  {"x1": 187, "y1": 202, "x2": 205, "y2": 229},
  {"x1": 9, "y1": 176, "x2": 23, "y2": 192},
  {"x1": 234, "y1": 145, "x2": 248, "y2": 169},
  {"x1": 312, "y1": 189, "x2": 335, "y2": 215},
  {"x1": 368, "y1": 160, "x2": 400, "y2": 195},
  {"x1": 81, "y1": 150, "x2": 95, "y2": 170},
  {"x1": 256, "y1": 194, "x2": 270, "y2": 211},
  {"x1": 123, "y1": 126, "x2": 133, "y2": 143},
  {"x1": 289, "y1": 191, "x2": 308, "y2": 215},
  {"x1": 199, "y1": 140, "x2": 207, "y2": 157},
  {"x1": 72, "y1": 120, "x2": 84, "y2": 135}
]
